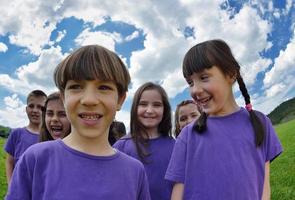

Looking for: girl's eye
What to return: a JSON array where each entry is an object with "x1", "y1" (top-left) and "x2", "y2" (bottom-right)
[
  {"x1": 139, "y1": 101, "x2": 148, "y2": 106},
  {"x1": 179, "y1": 116, "x2": 187, "y2": 122},
  {"x1": 58, "y1": 111, "x2": 67, "y2": 118},
  {"x1": 186, "y1": 79, "x2": 194, "y2": 87},
  {"x1": 200, "y1": 75, "x2": 209, "y2": 81},
  {"x1": 46, "y1": 111, "x2": 53, "y2": 117},
  {"x1": 153, "y1": 103, "x2": 163, "y2": 107}
]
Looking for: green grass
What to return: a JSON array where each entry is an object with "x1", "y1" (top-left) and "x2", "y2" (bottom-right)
[
  {"x1": 270, "y1": 119, "x2": 295, "y2": 199},
  {"x1": 0, "y1": 137, "x2": 7, "y2": 199},
  {"x1": 0, "y1": 120, "x2": 294, "y2": 199}
]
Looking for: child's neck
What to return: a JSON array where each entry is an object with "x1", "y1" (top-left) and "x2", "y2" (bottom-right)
[
  {"x1": 26, "y1": 123, "x2": 41, "y2": 134},
  {"x1": 63, "y1": 133, "x2": 115, "y2": 156},
  {"x1": 145, "y1": 128, "x2": 160, "y2": 139}
]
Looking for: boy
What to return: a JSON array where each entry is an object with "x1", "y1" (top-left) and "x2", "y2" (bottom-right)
[
  {"x1": 5, "y1": 90, "x2": 47, "y2": 184},
  {"x1": 6, "y1": 45, "x2": 151, "y2": 200}
]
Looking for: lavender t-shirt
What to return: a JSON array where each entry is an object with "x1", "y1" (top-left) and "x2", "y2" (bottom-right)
[
  {"x1": 4, "y1": 127, "x2": 39, "y2": 164},
  {"x1": 114, "y1": 135, "x2": 175, "y2": 200},
  {"x1": 6, "y1": 139, "x2": 151, "y2": 200},
  {"x1": 165, "y1": 108, "x2": 282, "y2": 200}
]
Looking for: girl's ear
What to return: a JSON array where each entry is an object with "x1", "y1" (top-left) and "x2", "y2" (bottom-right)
[{"x1": 117, "y1": 93, "x2": 127, "y2": 111}]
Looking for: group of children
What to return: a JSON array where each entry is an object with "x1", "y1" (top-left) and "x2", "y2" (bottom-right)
[{"x1": 4, "y1": 39, "x2": 282, "y2": 200}]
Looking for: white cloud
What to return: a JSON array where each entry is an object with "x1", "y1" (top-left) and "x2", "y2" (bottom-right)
[
  {"x1": 0, "y1": 46, "x2": 64, "y2": 96},
  {"x1": 56, "y1": 30, "x2": 67, "y2": 43},
  {"x1": 75, "y1": 28, "x2": 119, "y2": 51},
  {"x1": 125, "y1": 31, "x2": 139, "y2": 42},
  {"x1": 0, "y1": 42, "x2": 8, "y2": 52},
  {"x1": 0, "y1": 94, "x2": 27, "y2": 128},
  {"x1": 115, "y1": 109, "x2": 130, "y2": 133}
]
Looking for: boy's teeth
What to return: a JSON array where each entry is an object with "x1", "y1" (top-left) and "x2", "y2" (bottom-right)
[{"x1": 81, "y1": 114, "x2": 100, "y2": 120}]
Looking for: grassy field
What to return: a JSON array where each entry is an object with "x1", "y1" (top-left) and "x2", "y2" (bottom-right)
[
  {"x1": 270, "y1": 119, "x2": 295, "y2": 199},
  {"x1": 0, "y1": 137, "x2": 7, "y2": 199},
  {"x1": 0, "y1": 119, "x2": 294, "y2": 199}
]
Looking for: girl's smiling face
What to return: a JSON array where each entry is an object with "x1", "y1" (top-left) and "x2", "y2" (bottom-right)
[
  {"x1": 187, "y1": 66, "x2": 238, "y2": 116},
  {"x1": 45, "y1": 99, "x2": 70, "y2": 140},
  {"x1": 178, "y1": 103, "x2": 200, "y2": 130},
  {"x1": 137, "y1": 89, "x2": 164, "y2": 135}
]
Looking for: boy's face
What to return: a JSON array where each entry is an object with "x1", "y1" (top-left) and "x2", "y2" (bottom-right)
[
  {"x1": 62, "y1": 80, "x2": 126, "y2": 140},
  {"x1": 26, "y1": 96, "x2": 46, "y2": 126}
]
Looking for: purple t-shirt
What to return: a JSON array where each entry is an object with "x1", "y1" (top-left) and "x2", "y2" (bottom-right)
[
  {"x1": 6, "y1": 139, "x2": 151, "y2": 200},
  {"x1": 113, "y1": 135, "x2": 175, "y2": 200},
  {"x1": 165, "y1": 108, "x2": 282, "y2": 200},
  {"x1": 4, "y1": 127, "x2": 39, "y2": 164}
]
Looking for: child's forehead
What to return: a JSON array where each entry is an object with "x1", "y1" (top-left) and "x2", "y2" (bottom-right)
[{"x1": 27, "y1": 96, "x2": 46, "y2": 103}]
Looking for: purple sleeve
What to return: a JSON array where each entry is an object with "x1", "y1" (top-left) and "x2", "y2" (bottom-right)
[
  {"x1": 165, "y1": 128, "x2": 187, "y2": 183},
  {"x1": 4, "y1": 129, "x2": 17, "y2": 156},
  {"x1": 263, "y1": 116, "x2": 283, "y2": 162},
  {"x1": 5, "y1": 149, "x2": 34, "y2": 200}
]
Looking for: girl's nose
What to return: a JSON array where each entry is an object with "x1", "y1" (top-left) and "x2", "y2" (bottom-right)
[
  {"x1": 145, "y1": 105, "x2": 153, "y2": 113},
  {"x1": 190, "y1": 84, "x2": 203, "y2": 96}
]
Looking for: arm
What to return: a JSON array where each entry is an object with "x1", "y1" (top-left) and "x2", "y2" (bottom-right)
[
  {"x1": 5, "y1": 153, "x2": 15, "y2": 184},
  {"x1": 261, "y1": 161, "x2": 270, "y2": 200},
  {"x1": 171, "y1": 183, "x2": 184, "y2": 200}
]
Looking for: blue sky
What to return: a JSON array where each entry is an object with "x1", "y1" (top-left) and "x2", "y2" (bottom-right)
[{"x1": 0, "y1": 0, "x2": 294, "y2": 129}]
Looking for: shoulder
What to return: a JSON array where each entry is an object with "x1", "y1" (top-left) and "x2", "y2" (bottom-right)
[
  {"x1": 22, "y1": 140, "x2": 61, "y2": 159},
  {"x1": 8, "y1": 127, "x2": 25, "y2": 136},
  {"x1": 116, "y1": 150, "x2": 144, "y2": 170},
  {"x1": 113, "y1": 134, "x2": 133, "y2": 148}
]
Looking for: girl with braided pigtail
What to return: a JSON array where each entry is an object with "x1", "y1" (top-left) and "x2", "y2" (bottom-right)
[{"x1": 165, "y1": 39, "x2": 282, "y2": 200}]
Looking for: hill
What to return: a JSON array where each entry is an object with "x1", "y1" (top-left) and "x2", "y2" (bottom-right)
[{"x1": 268, "y1": 97, "x2": 295, "y2": 125}]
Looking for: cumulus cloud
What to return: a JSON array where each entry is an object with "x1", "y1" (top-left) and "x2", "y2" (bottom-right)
[
  {"x1": 0, "y1": 0, "x2": 293, "y2": 125},
  {"x1": 75, "y1": 28, "x2": 119, "y2": 51},
  {"x1": 125, "y1": 31, "x2": 139, "y2": 42},
  {"x1": 56, "y1": 30, "x2": 67, "y2": 42},
  {"x1": 0, "y1": 46, "x2": 64, "y2": 96},
  {"x1": 0, "y1": 42, "x2": 8, "y2": 52},
  {"x1": 0, "y1": 94, "x2": 27, "y2": 128}
]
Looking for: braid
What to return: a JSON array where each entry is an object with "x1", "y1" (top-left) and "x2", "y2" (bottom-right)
[
  {"x1": 193, "y1": 112, "x2": 207, "y2": 133},
  {"x1": 237, "y1": 75, "x2": 265, "y2": 146}
]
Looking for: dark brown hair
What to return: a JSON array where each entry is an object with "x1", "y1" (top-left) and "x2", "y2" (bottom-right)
[
  {"x1": 182, "y1": 39, "x2": 265, "y2": 146},
  {"x1": 54, "y1": 45, "x2": 130, "y2": 98},
  {"x1": 130, "y1": 82, "x2": 172, "y2": 161}
]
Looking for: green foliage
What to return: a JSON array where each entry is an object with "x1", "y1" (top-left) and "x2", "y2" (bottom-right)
[
  {"x1": 270, "y1": 119, "x2": 295, "y2": 199},
  {"x1": 268, "y1": 97, "x2": 295, "y2": 125},
  {"x1": 0, "y1": 125, "x2": 10, "y2": 138}
]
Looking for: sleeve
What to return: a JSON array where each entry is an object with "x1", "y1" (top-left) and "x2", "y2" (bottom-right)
[
  {"x1": 5, "y1": 149, "x2": 34, "y2": 200},
  {"x1": 263, "y1": 116, "x2": 283, "y2": 162},
  {"x1": 137, "y1": 165, "x2": 151, "y2": 200},
  {"x1": 165, "y1": 127, "x2": 188, "y2": 183},
  {"x1": 4, "y1": 129, "x2": 18, "y2": 156}
]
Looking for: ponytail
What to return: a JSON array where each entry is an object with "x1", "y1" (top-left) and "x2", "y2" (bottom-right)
[
  {"x1": 193, "y1": 112, "x2": 207, "y2": 133},
  {"x1": 237, "y1": 75, "x2": 265, "y2": 146}
]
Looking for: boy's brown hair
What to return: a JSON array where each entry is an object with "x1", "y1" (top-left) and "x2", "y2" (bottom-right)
[
  {"x1": 26, "y1": 90, "x2": 47, "y2": 104},
  {"x1": 54, "y1": 45, "x2": 130, "y2": 97}
]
